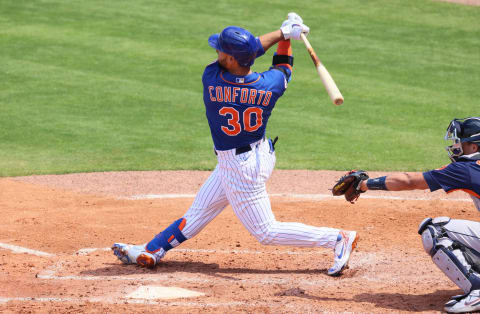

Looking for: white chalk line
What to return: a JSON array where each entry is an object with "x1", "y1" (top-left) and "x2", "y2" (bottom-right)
[
  {"x1": 0, "y1": 296, "x2": 297, "y2": 308},
  {"x1": 76, "y1": 246, "x2": 330, "y2": 256},
  {"x1": 0, "y1": 242, "x2": 54, "y2": 257},
  {"x1": 0, "y1": 240, "x2": 331, "y2": 259},
  {"x1": 126, "y1": 193, "x2": 472, "y2": 202}
]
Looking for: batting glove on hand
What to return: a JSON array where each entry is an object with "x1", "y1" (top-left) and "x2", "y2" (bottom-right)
[
  {"x1": 280, "y1": 13, "x2": 309, "y2": 40},
  {"x1": 286, "y1": 12, "x2": 303, "y2": 24}
]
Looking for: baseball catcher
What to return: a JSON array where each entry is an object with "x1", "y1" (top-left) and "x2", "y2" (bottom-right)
[{"x1": 334, "y1": 117, "x2": 480, "y2": 313}]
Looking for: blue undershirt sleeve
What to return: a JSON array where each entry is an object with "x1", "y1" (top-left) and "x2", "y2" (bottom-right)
[{"x1": 255, "y1": 37, "x2": 265, "y2": 59}]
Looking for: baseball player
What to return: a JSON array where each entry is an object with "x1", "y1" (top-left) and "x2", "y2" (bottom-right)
[
  {"x1": 112, "y1": 13, "x2": 359, "y2": 276},
  {"x1": 334, "y1": 117, "x2": 480, "y2": 313}
]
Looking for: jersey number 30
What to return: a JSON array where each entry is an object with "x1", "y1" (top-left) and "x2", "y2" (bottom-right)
[{"x1": 219, "y1": 107, "x2": 263, "y2": 136}]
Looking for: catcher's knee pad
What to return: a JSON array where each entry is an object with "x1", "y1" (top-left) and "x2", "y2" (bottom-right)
[
  {"x1": 418, "y1": 216, "x2": 450, "y2": 235},
  {"x1": 419, "y1": 216, "x2": 451, "y2": 254},
  {"x1": 146, "y1": 218, "x2": 187, "y2": 254},
  {"x1": 419, "y1": 217, "x2": 480, "y2": 293}
]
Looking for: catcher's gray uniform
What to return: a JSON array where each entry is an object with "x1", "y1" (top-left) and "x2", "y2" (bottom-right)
[{"x1": 418, "y1": 117, "x2": 480, "y2": 313}]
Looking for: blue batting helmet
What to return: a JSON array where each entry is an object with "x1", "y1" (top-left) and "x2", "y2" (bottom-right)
[{"x1": 208, "y1": 26, "x2": 259, "y2": 67}]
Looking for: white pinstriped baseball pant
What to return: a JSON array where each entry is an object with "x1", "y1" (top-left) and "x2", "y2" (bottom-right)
[{"x1": 180, "y1": 138, "x2": 340, "y2": 249}]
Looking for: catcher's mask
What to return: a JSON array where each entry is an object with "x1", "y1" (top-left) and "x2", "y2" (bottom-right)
[{"x1": 445, "y1": 117, "x2": 480, "y2": 161}]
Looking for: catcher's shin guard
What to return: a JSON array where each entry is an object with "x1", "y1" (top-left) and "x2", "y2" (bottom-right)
[
  {"x1": 419, "y1": 217, "x2": 480, "y2": 293},
  {"x1": 146, "y1": 218, "x2": 188, "y2": 254}
]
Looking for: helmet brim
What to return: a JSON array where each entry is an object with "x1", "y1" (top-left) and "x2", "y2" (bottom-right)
[{"x1": 208, "y1": 33, "x2": 221, "y2": 51}]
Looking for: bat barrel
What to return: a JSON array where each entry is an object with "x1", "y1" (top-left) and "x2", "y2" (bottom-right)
[{"x1": 300, "y1": 33, "x2": 344, "y2": 106}]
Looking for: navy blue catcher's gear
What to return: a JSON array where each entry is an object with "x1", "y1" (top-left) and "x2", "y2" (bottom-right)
[{"x1": 208, "y1": 26, "x2": 261, "y2": 67}]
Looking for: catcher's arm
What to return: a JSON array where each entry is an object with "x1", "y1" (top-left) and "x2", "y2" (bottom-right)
[{"x1": 359, "y1": 172, "x2": 428, "y2": 192}]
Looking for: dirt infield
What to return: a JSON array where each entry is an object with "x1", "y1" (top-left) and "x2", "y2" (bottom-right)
[
  {"x1": 437, "y1": 0, "x2": 480, "y2": 5},
  {"x1": 0, "y1": 170, "x2": 477, "y2": 312}
]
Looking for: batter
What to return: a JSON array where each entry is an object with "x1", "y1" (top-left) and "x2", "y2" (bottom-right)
[{"x1": 112, "y1": 13, "x2": 359, "y2": 276}]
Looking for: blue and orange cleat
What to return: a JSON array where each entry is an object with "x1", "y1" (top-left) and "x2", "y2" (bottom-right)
[
  {"x1": 111, "y1": 243, "x2": 164, "y2": 269},
  {"x1": 327, "y1": 230, "x2": 359, "y2": 276}
]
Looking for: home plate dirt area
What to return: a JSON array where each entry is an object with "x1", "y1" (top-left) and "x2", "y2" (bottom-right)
[{"x1": 0, "y1": 170, "x2": 477, "y2": 313}]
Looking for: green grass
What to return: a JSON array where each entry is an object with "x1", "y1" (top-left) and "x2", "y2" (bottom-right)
[{"x1": 0, "y1": 0, "x2": 479, "y2": 176}]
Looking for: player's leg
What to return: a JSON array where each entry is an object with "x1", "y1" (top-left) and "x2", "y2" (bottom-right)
[
  {"x1": 219, "y1": 139, "x2": 357, "y2": 275},
  {"x1": 418, "y1": 217, "x2": 480, "y2": 312},
  {"x1": 113, "y1": 165, "x2": 229, "y2": 267},
  {"x1": 229, "y1": 190, "x2": 357, "y2": 275},
  {"x1": 442, "y1": 219, "x2": 480, "y2": 253}
]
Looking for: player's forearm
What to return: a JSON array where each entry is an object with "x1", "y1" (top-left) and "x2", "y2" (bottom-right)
[
  {"x1": 360, "y1": 172, "x2": 429, "y2": 191},
  {"x1": 385, "y1": 173, "x2": 429, "y2": 191},
  {"x1": 258, "y1": 30, "x2": 284, "y2": 52}
]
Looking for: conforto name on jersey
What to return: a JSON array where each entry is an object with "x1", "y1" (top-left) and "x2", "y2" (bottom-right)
[{"x1": 208, "y1": 85, "x2": 273, "y2": 107}]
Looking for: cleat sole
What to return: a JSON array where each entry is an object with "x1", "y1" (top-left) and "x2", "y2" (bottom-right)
[{"x1": 137, "y1": 254, "x2": 156, "y2": 268}]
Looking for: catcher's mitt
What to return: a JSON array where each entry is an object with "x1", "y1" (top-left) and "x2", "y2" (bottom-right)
[{"x1": 332, "y1": 170, "x2": 369, "y2": 204}]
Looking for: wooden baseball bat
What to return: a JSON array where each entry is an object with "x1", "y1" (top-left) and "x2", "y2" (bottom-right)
[{"x1": 300, "y1": 33, "x2": 344, "y2": 105}]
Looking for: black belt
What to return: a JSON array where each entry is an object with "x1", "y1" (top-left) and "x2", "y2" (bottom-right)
[
  {"x1": 214, "y1": 144, "x2": 252, "y2": 156},
  {"x1": 214, "y1": 137, "x2": 276, "y2": 156},
  {"x1": 234, "y1": 145, "x2": 252, "y2": 155}
]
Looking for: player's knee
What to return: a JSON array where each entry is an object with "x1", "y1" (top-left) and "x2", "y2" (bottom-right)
[
  {"x1": 146, "y1": 218, "x2": 188, "y2": 254},
  {"x1": 257, "y1": 235, "x2": 273, "y2": 245},
  {"x1": 255, "y1": 225, "x2": 275, "y2": 245},
  {"x1": 418, "y1": 216, "x2": 450, "y2": 256}
]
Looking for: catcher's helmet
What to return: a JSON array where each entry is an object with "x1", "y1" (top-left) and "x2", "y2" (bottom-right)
[
  {"x1": 445, "y1": 117, "x2": 480, "y2": 160},
  {"x1": 208, "y1": 26, "x2": 259, "y2": 67}
]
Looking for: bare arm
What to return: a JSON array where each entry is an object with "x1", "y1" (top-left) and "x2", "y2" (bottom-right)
[
  {"x1": 258, "y1": 30, "x2": 284, "y2": 52},
  {"x1": 360, "y1": 172, "x2": 429, "y2": 191}
]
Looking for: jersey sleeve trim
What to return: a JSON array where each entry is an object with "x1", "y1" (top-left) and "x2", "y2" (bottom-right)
[
  {"x1": 447, "y1": 188, "x2": 480, "y2": 199},
  {"x1": 255, "y1": 37, "x2": 265, "y2": 59}
]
